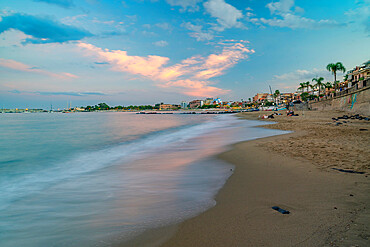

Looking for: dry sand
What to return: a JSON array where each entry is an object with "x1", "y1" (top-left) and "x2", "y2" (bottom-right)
[{"x1": 159, "y1": 110, "x2": 370, "y2": 247}]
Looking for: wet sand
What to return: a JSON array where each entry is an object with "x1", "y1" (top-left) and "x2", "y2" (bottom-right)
[{"x1": 159, "y1": 110, "x2": 369, "y2": 246}]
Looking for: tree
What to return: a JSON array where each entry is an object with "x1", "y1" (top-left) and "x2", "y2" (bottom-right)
[
  {"x1": 274, "y1": 90, "x2": 280, "y2": 97},
  {"x1": 273, "y1": 90, "x2": 280, "y2": 105},
  {"x1": 304, "y1": 81, "x2": 312, "y2": 93},
  {"x1": 326, "y1": 62, "x2": 346, "y2": 89},
  {"x1": 312, "y1": 77, "x2": 324, "y2": 98},
  {"x1": 264, "y1": 99, "x2": 273, "y2": 107},
  {"x1": 300, "y1": 92, "x2": 309, "y2": 102},
  {"x1": 298, "y1": 82, "x2": 305, "y2": 92},
  {"x1": 324, "y1": 82, "x2": 333, "y2": 96},
  {"x1": 325, "y1": 82, "x2": 332, "y2": 88},
  {"x1": 333, "y1": 81, "x2": 340, "y2": 91},
  {"x1": 97, "y1": 103, "x2": 110, "y2": 110}
]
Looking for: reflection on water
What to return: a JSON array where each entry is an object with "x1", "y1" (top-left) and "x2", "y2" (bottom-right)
[{"x1": 0, "y1": 113, "x2": 289, "y2": 247}]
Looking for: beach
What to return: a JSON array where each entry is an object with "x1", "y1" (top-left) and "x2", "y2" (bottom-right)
[{"x1": 159, "y1": 110, "x2": 370, "y2": 247}]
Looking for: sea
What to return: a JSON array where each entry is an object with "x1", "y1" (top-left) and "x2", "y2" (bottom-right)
[{"x1": 0, "y1": 112, "x2": 289, "y2": 247}]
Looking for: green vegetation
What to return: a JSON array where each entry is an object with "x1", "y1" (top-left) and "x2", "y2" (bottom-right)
[
  {"x1": 200, "y1": 104, "x2": 218, "y2": 109},
  {"x1": 263, "y1": 100, "x2": 274, "y2": 107},
  {"x1": 304, "y1": 81, "x2": 312, "y2": 93},
  {"x1": 298, "y1": 82, "x2": 305, "y2": 92},
  {"x1": 84, "y1": 103, "x2": 154, "y2": 111},
  {"x1": 312, "y1": 77, "x2": 324, "y2": 99},
  {"x1": 325, "y1": 82, "x2": 332, "y2": 90},
  {"x1": 300, "y1": 92, "x2": 317, "y2": 101},
  {"x1": 294, "y1": 62, "x2": 346, "y2": 102},
  {"x1": 326, "y1": 62, "x2": 346, "y2": 86}
]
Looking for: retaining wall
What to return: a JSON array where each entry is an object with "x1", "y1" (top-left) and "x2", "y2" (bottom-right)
[{"x1": 309, "y1": 86, "x2": 370, "y2": 116}]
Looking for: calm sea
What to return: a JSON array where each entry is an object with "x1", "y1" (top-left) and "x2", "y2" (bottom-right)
[{"x1": 0, "y1": 112, "x2": 288, "y2": 247}]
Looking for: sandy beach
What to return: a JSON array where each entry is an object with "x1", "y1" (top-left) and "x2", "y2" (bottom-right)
[{"x1": 158, "y1": 110, "x2": 370, "y2": 247}]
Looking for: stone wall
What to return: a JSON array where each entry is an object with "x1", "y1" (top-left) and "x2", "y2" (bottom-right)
[{"x1": 309, "y1": 86, "x2": 370, "y2": 116}]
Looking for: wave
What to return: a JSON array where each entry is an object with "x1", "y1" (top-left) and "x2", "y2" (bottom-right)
[{"x1": 0, "y1": 114, "x2": 240, "y2": 210}]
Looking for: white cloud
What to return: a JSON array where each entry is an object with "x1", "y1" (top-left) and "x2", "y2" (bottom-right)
[
  {"x1": 260, "y1": 13, "x2": 341, "y2": 29},
  {"x1": 266, "y1": 0, "x2": 295, "y2": 14},
  {"x1": 274, "y1": 68, "x2": 327, "y2": 81},
  {"x1": 171, "y1": 0, "x2": 245, "y2": 41},
  {"x1": 166, "y1": 0, "x2": 202, "y2": 11},
  {"x1": 269, "y1": 68, "x2": 336, "y2": 91},
  {"x1": 345, "y1": 0, "x2": 370, "y2": 33},
  {"x1": 203, "y1": 0, "x2": 243, "y2": 31},
  {"x1": 182, "y1": 22, "x2": 214, "y2": 41},
  {"x1": 250, "y1": 0, "x2": 342, "y2": 29},
  {"x1": 155, "y1": 22, "x2": 171, "y2": 30},
  {"x1": 153, "y1": 40, "x2": 169, "y2": 47}
]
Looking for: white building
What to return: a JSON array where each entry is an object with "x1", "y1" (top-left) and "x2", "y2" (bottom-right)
[{"x1": 180, "y1": 101, "x2": 187, "y2": 109}]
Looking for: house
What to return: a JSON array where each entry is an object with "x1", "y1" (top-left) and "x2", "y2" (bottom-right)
[
  {"x1": 279, "y1": 93, "x2": 294, "y2": 104},
  {"x1": 189, "y1": 100, "x2": 204, "y2": 108},
  {"x1": 346, "y1": 60, "x2": 370, "y2": 89},
  {"x1": 180, "y1": 101, "x2": 187, "y2": 109},
  {"x1": 204, "y1": 98, "x2": 214, "y2": 105},
  {"x1": 253, "y1": 93, "x2": 273, "y2": 103},
  {"x1": 159, "y1": 104, "x2": 178, "y2": 110}
]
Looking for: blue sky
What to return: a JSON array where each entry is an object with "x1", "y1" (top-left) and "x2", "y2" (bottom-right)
[{"x1": 0, "y1": 0, "x2": 369, "y2": 109}]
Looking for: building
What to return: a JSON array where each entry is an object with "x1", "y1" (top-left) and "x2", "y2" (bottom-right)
[
  {"x1": 189, "y1": 100, "x2": 204, "y2": 108},
  {"x1": 213, "y1": 98, "x2": 222, "y2": 105},
  {"x1": 278, "y1": 93, "x2": 294, "y2": 104},
  {"x1": 346, "y1": 60, "x2": 370, "y2": 89},
  {"x1": 204, "y1": 98, "x2": 214, "y2": 105},
  {"x1": 180, "y1": 101, "x2": 187, "y2": 109},
  {"x1": 230, "y1": 101, "x2": 243, "y2": 108},
  {"x1": 253, "y1": 93, "x2": 269, "y2": 103},
  {"x1": 159, "y1": 104, "x2": 178, "y2": 110}
]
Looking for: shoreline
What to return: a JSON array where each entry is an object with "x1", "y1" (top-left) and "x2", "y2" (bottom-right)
[
  {"x1": 118, "y1": 110, "x2": 369, "y2": 246},
  {"x1": 159, "y1": 110, "x2": 369, "y2": 246}
]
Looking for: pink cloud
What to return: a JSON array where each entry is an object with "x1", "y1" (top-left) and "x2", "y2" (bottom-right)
[
  {"x1": 0, "y1": 58, "x2": 78, "y2": 79},
  {"x1": 78, "y1": 40, "x2": 253, "y2": 97},
  {"x1": 162, "y1": 79, "x2": 230, "y2": 98},
  {"x1": 78, "y1": 43, "x2": 168, "y2": 78}
]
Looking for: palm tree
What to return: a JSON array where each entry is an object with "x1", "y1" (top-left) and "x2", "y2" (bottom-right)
[
  {"x1": 312, "y1": 77, "x2": 324, "y2": 98},
  {"x1": 304, "y1": 81, "x2": 312, "y2": 93},
  {"x1": 326, "y1": 62, "x2": 346, "y2": 89},
  {"x1": 325, "y1": 82, "x2": 332, "y2": 89},
  {"x1": 298, "y1": 82, "x2": 305, "y2": 92},
  {"x1": 273, "y1": 90, "x2": 280, "y2": 105}
]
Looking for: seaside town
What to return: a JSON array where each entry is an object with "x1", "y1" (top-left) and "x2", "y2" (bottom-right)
[
  {"x1": 2, "y1": 60, "x2": 369, "y2": 114},
  {"x1": 1, "y1": 0, "x2": 370, "y2": 246}
]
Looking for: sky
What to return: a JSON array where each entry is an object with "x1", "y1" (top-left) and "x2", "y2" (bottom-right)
[{"x1": 0, "y1": 0, "x2": 369, "y2": 109}]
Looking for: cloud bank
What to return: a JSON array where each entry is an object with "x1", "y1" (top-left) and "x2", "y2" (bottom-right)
[{"x1": 78, "y1": 41, "x2": 254, "y2": 97}]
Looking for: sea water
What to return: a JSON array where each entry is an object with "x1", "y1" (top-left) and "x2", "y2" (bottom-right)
[{"x1": 0, "y1": 112, "x2": 289, "y2": 246}]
